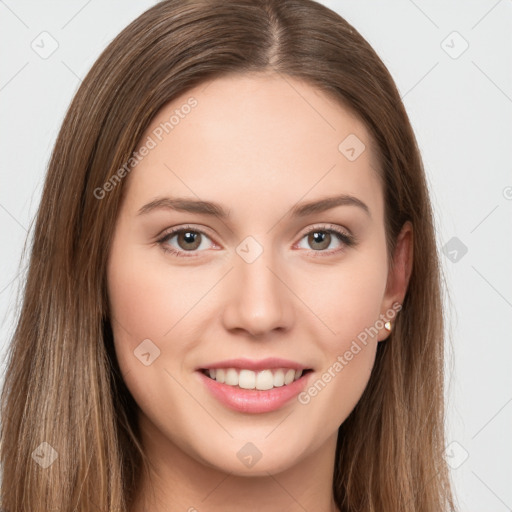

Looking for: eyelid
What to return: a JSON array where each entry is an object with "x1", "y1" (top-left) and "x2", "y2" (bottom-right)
[
  {"x1": 156, "y1": 224, "x2": 211, "y2": 240},
  {"x1": 295, "y1": 222, "x2": 352, "y2": 240}
]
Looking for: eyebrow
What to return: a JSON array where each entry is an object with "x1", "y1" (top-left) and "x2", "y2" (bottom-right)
[{"x1": 137, "y1": 194, "x2": 371, "y2": 219}]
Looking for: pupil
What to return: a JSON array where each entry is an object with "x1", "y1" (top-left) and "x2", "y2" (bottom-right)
[
  {"x1": 180, "y1": 231, "x2": 200, "y2": 250},
  {"x1": 310, "y1": 231, "x2": 330, "y2": 250}
]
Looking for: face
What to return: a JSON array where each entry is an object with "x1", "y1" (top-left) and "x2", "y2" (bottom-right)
[{"x1": 106, "y1": 72, "x2": 411, "y2": 477}]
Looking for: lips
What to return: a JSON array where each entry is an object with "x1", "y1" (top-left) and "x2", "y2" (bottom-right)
[
  {"x1": 198, "y1": 357, "x2": 310, "y2": 372},
  {"x1": 196, "y1": 357, "x2": 313, "y2": 413}
]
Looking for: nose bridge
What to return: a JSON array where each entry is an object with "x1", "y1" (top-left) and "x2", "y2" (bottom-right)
[{"x1": 221, "y1": 235, "x2": 294, "y2": 336}]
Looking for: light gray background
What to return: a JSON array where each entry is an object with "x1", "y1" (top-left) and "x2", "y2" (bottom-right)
[{"x1": 1, "y1": 1, "x2": 511, "y2": 510}]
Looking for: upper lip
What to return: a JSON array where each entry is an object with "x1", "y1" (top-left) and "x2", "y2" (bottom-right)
[{"x1": 198, "y1": 357, "x2": 311, "y2": 372}]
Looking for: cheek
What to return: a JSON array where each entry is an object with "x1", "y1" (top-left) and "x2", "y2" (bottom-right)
[
  {"x1": 106, "y1": 244, "x2": 201, "y2": 427},
  {"x1": 304, "y1": 248, "x2": 388, "y2": 350},
  {"x1": 107, "y1": 243, "x2": 208, "y2": 349},
  {"x1": 296, "y1": 244, "x2": 387, "y2": 412},
  {"x1": 106, "y1": 244, "x2": 182, "y2": 397}
]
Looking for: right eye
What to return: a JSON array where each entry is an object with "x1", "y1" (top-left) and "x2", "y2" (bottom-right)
[{"x1": 157, "y1": 225, "x2": 217, "y2": 258}]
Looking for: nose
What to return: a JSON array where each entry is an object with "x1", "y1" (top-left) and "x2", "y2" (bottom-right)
[{"x1": 221, "y1": 245, "x2": 295, "y2": 338}]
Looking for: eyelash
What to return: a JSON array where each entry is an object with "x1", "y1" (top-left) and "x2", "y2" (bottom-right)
[{"x1": 156, "y1": 224, "x2": 356, "y2": 259}]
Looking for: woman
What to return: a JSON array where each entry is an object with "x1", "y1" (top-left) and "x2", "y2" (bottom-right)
[{"x1": 0, "y1": 0, "x2": 457, "y2": 510}]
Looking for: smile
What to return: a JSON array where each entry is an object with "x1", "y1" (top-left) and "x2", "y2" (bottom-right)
[{"x1": 196, "y1": 358, "x2": 314, "y2": 414}]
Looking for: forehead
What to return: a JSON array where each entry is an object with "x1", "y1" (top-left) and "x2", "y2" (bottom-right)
[{"x1": 122, "y1": 73, "x2": 383, "y2": 223}]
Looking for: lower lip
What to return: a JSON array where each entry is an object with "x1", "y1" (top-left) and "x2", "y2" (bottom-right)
[{"x1": 197, "y1": 370, "x2": 311, "y2": 414}]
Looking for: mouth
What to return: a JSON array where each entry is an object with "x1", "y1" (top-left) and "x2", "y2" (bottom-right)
[
  {"x1": 196, "y1": 362, "x2": 314, "y2": 414},
  {"x1": 199, "y1": 367, "x2": 313, "y2": 391}
]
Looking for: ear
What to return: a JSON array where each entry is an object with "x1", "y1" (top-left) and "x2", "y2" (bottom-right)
[{"x1": 378, "y1": 220, "x2": 413, "y2": 342}]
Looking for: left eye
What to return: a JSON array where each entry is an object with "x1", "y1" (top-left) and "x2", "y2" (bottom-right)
[
  {"x1": 157, "y1": 224, "x2": 355, "y2": 258},
  {"x1": 296, "y1": 227, "x2": 354, "y2": 253}
]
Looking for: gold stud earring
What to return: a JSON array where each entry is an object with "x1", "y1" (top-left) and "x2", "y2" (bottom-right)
[{"x1": 384, "y1": 321, "x2": 392, "y2": 332}]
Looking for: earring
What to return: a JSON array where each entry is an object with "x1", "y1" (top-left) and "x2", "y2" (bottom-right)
[{"x1": 384, "y1": 321, "x2": 392, "y2": 332}]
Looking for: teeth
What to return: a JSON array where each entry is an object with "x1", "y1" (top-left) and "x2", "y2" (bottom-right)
[
  {"x1": 273, "y1": 369, "x2": 285, "y2": 387},
  {"x1": 215, "y1": 368, "x2": 225, "y2": 383},
  {"x1": 239, "y1": 369, "x2": 256, "y2": 389},
  {"x1": 284, "y1": 369, "x2": 295, "y2": 385},
  {"x1": 204, "y1": 368, "x2": 306, "y2": 390},
  {"x1": 225, "y1": 368, "x2": 238, "y2": 386},
  {"x1": 255, "y1": 369, "x2": 273, "y2": 390}
]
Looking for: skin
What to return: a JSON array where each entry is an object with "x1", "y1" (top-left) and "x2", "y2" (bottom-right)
[{"x1": 106, "y1": 72, "x2": 413, "y2": 512}]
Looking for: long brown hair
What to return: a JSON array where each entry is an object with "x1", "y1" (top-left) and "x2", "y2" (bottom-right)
[{"x1": 0, "y1": 0, "x2": 457, "y2": 510}]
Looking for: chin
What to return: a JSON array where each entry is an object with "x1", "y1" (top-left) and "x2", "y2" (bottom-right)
[{"x1": 191, "y1": 435, "x2": 312, "y2": 476}]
